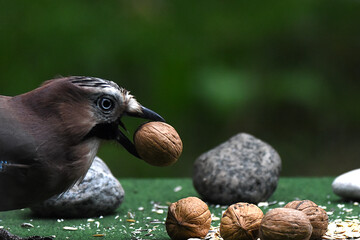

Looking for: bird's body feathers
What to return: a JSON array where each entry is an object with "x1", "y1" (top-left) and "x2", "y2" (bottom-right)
[{"x1": 0, "y1": 76, "x2": 164, "y2": 211}]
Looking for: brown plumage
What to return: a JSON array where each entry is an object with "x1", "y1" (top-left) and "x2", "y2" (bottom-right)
[{"x1": 0, "y1": 76, "x2": 164, "y2": 211}]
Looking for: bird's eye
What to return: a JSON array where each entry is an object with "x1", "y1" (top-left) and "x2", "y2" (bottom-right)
[{"x1": 98, "y1": 97, "x2": 114, "y2": 112}]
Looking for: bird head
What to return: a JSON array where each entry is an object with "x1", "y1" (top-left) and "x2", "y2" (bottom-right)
[{"x1": 17, "y1": 76, "x2": 164, "y2": 158}]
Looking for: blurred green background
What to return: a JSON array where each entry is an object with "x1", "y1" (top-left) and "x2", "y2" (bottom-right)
[{"x1": 0, "y1": 1, "x2": 359, "y2": 178}]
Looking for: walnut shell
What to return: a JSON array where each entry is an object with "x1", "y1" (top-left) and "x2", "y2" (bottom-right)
[
  {"x1": 165, "y1": 197, "x2": 211, "y2": 240},
  {"x1": 285, "y1": 200, "x2": 329, "y2": 239},
  {"x1": 134, "y1": 121, "x2": 182, "y2": 166},
  {"x1": 220, "y1": 202, "x2": 264, "y2": 240},
  {"x1": 260, "y1": 208, "x2": 313, "y2": 240}
]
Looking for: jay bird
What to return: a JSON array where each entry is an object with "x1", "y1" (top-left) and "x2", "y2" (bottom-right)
[{"x1": 0, "y1": 76, "x2": 164, "y2": 211}]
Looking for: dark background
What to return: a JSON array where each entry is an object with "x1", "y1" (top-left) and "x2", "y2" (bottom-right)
[{"x1": 0, "y1": 1, "x2": 359, "y2": 178}]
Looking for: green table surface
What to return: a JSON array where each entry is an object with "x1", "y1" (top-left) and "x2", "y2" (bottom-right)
[{"x1": 0, "y1": 177, "x2": 358, "y2": 239}]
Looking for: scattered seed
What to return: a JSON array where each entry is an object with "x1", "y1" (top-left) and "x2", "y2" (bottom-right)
[
  {"x1": 127, "y1": 212, "x2": 135, "y2": 219},
  {"x1": 337, "y1": 204, "x2": 345, "y2": 209},
  {"x1": 173, "y1": 186, "x2": 182, "y2": 192},
  {"x1": 126, "y1": 219, "x2": 136, "y2": 223},
  {"x1": 95, "y1": 221, "x2": 100, "y2": 228},
  {"x1": 63, "y1": 226, "x2": 78, "y2": 231},
  {"x1": 323, "y1": 219, "x2": 360, "y2": 239},
  {"x1": 211, "y1": 214, "x2": 220, "y2": 221},
  {"x1": 268, "y1": 201, "x2": 278, "y2": 206},
  {"x1": 21, "y1": 223, "x2": 34, "y2": 228},
  {"x1": 149, "y1": 220, "x2": 162, "y2": 224},
  {"x1": 258, "y1": 202, "x2": 269, "y2": 207},
  {"x1": 93, "y1": 233, "x2": 105, "y2": 237},
  {"x1": 152, "y1": 209, "x2": 164, "y2": 214},
  {"x1": 153, "y1": 204, "x2": 168, "y2": 209}
]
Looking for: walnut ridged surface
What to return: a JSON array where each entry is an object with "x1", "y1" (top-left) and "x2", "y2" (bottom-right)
[
  {"x1": 220, "y1": 202, "x2": 263, "y2": 240},
  {"x1": 134, "y1": 121, "x2": 182, "y2": 166},
  {"x1": 260, "y1": 208, "x2": 313, "y2": 240},
  {"x1": 285, "y1": 200, "x2": 329, "y2": 239},
  {"x1": 166, "y1": 197, "x2": 211, "y2": 240}
]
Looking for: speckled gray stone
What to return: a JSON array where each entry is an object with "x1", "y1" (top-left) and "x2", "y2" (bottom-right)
[
  {"x1": 332, "y1": 169, "x2": 360, "y2": 200},
  {"x1": 30, "y1": 156, "x2": 124, "y2": 218},
  {"x1": 193, "y1": 133, "x2": 281, "y2": 205}
]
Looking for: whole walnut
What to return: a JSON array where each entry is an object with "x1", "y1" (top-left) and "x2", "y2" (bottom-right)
[
  {"x1": 260, "y1": 208, "x2": 313, "y2": 240},
  {"x1": 134, "y1": 121, "x2": 182, "y2": 166},
  {"x1": 165, "y1": 197, "x2": 211, "y2": 240},
  {"x1": 285, "y1": 200, "x2": 329, "y2": 239},
  {"x1": 220, "y1": 202, "x2": 264, "y2": 240}
]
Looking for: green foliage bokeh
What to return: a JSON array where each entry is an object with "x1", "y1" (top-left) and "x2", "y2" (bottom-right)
[{"x1": 0, "y1": 0, "x2": 359, "y2": 177}]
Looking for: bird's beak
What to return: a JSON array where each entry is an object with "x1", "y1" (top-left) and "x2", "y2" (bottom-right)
[
  {"x1": 115, "y1": 106, "x2": 165, "y2": 159},
  {"x1": 127, "y1": 106, "x2": 165, "y2": 122}
]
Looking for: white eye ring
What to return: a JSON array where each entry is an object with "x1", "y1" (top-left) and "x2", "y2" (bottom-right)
[{"x1": 98, "y1": 97, "x2": 114, "y2": 112}]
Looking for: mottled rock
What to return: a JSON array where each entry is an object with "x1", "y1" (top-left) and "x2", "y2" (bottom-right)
[
  {"x1": 193, "y1": 133, "x2": 281, "y2": 205},
  {"x1": 31, "y1": 156, "x2": 124, "y2": 218},
  {"x1": 0, "y1": 228, "x2": 53, "y2": 240},
  {"x1": 332, "y1": 169, "x2": 360, "y2": 200}
]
